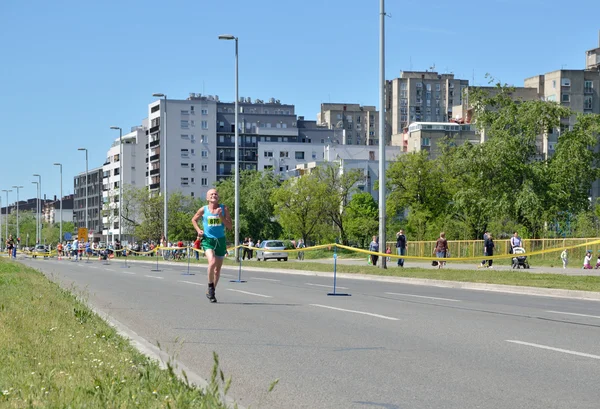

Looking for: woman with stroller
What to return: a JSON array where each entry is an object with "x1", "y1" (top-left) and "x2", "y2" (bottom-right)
[{"x1": 484, "y1": 233, "x2": 495, "y2": 268}]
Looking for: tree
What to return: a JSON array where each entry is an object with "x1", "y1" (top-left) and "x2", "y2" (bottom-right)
[
  {"x1": 168, "y1": 191, "x2": 201, "y2": 241},
  {"x1": 345, "y1": 192, "x2": 378, "y2": 247},
  {"x1": 271, "y1": 172, "x2": 328, "y2": 245},
  {"x1": 312, "y1": 163, "x2": 363, "y2": 245},
  {"x1": 216, "y1": 170, "x2": 282, "y2": 242}
]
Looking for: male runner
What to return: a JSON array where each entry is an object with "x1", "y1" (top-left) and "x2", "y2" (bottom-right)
[{"x1": 191, "y1": 188, "x2": 232, "y2": 303}]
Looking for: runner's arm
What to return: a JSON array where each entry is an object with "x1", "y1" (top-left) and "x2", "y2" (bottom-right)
[
  {"x1": 191, "y1": 207, "x2": 205, "y2": 236},
  {"x1": 221, "y1": 206, "x2": 233, "y2": 230}
]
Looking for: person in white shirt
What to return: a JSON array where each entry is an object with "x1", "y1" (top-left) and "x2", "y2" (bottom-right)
[
  {"x1": 583, "y1": 251, "x2": 592, "y2": 269},
  {"x1": 560, "y1": 249, "x2": 568, "y2": 269}
]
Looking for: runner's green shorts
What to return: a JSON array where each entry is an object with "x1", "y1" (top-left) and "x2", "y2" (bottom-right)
[{"x1": 202, "y1": 236, "x2": 227, "y2": 257}]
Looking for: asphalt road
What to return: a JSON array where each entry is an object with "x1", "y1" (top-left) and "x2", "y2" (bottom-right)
[{"x1": 16, "y1": 256, "x2": 600, "y2": 409}]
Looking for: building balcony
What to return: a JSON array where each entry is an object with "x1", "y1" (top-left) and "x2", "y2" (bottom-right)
[
  {"x1": 150, "y1": 139, "x2": 160, "y2": 148},
  {"x1": 149, "y1": 125, "x2": 160, "y2": 134},
  {"x1": 149, "y1": 154, "x2": 160, "y2": 162},
  {"x1": 150, "y1": 169, "x2": 160, "y2": 176},
  {"x1": 149, "y1": 183, "x2": 160, "y2": 190}
]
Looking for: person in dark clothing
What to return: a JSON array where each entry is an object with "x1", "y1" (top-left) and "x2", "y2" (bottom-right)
[
  {"x1": 484, "y1": 233, "x2": 495, "y2": 268},
  {"x1": 395, "y1": 229, "x2": 407, "y2": 267},
  {"x1": 434, "y1": 232, "x2": 448, "y2": 268}
]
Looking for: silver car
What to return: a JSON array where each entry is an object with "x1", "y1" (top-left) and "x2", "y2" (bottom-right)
[{"x1": 256, "y1": 240, "x2": 288, "y2": 261}]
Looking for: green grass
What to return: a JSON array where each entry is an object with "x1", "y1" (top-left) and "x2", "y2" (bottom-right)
[{"x1": 0, "y1": 258, "x2": 240, "y2": 408}]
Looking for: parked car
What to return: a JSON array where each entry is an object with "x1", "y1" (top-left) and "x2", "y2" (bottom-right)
[
  {"x1": 256, "y1": 240, "x2": 288, "y2": 261},
  {"x1": 32, "y1": 244, "x2": 50, "y2": 259}
]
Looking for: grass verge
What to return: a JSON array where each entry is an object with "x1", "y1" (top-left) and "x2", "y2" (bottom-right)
[{"x1": 0, "y1": 258, "x2": 237, "y2": 408}]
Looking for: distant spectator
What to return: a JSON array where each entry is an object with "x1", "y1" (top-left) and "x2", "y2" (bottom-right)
[
  {"x1": 369, "y1": 236, "x2": 379, "y2": 266},
  {"x1": 560, "y1": 249, "x2": 568, "y2": 269},
  {"x1": 434, "y1": 232, "x2": 448, "y2": 268},
  {"x1": 583, "y1": 251, "x2": 593, "y2": 269}
]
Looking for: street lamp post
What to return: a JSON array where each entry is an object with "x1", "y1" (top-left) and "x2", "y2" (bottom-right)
[
  {"x1": 110, "y1": 127, "x2": 123, "y2": 245},
  {"x1": 11, "y1": 185, "x2": 23, "y2": 245},
  {"x1": 30, "y1": 182, "x2": 38, "y2": 242},
  {"x1": 152, "y1": 94, "x2": 168, "y2": 243},
  {"x1": 378, "y1": 0, "x2": 387, "y2": 269},
  {"x1": 53, "y1": 163, "x2": 63, "y2": 243},
  {"x1": 77, "y1": 148, "x2": 89, "y2": 236},
  {"x1": 33, "y1": 174, "x2": 42, "y2": 244},
  {"x1": 219, "y1": 34, "x2": 240, "y2": 261},
  {"x1": 1, "y1": 189, "x2": 11, "y2": 244}
]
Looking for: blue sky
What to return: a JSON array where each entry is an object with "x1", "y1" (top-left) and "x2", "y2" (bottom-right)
[{"x1": 1, "y1": 0, "x2": 599, "y2": 203}]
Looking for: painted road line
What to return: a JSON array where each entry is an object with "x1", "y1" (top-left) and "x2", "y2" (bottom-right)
[
  {"x1": 252, "y1": 277, "x2": 280, "y2": 282},
  {"x1": 306, "y1": 283, "x2": 349, "y2": 290},
  {"x1": 227, "y1": 289, "x2": 272, "y2": 298},
  {"x1": 119, "y1": 271, "x2": 136, "y2": 275},
  {"x1": 144, "y1": 275, "x2": 164, "y2": 280},
  {"x1": 546, "y1": 310, "x2": 600, "y2": 320},
  {"x1": 385, "y1": 292, "x2": 461, "y2": 302},
  {"x1": 105, "y1": 269, "x2": 116, "y2": 272},
  {"x1": 310, "y1": 304, "x2": 399, "y2": 321},
  {"x1": 506, "y1": 340, "x2": 600, "y2": 360},
  {"x1": 179, "y1": 281, "x2": 204, "y2": 286},
  {"x1": 220, "y1": 273, "x2": 233, "y2": 278}
]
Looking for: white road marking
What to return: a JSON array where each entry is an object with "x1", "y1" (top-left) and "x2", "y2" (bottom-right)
[
  {"x1": 144, "y1": 275, "x2": 164, "y2": 280},
  {"x1": 306, "y1": 283, "x2": 348, "y2": 289},
  {"x1": 385, "y1": 292, "x2": 461, "y2": 302},
  {"x1": 220, "y1": 273, "x2": 233, "y2": 278},
  {"x1": 227, "y1": 289, "x2": 272, "y2": 298},
  {"x1": 546, "y1": 310, "x2": 600, "y2": 320},
  {"x1": 105, "y1": 269, "x2": 116, "y2": 272},
  {"x1": 253, "y1": 277, "x2": 280, "y2": 282},
  {"x1": 179, "y1": 280, "x2": 204, "y2": 286},
  {"x1": 119, "y1": 271, "x2": 136, "y2": 275},
  {"x1": 310, "y1": 304, "x2": 399, "y2": 321},
  {"x1": 506, "y1": 340, "x2": 600, "y2": 360}
]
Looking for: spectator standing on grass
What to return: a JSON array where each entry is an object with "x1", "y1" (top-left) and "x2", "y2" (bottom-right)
[
  {"x1": 583, "y1": 251, "x2": 593, "y2": 269},
  {"x1": 434, "y1": 232, "x2": 448, "y2": 269},
  {"x1": 510, "y1": 232, "x2": 522, "y2": 255},
  {"x1": 560, "y1": 249, "x2": 568, "y2": 269},
  {"x1": 480, "y1": 230, "x2": 489, "y2": 268},
  {"x1": 395, "y1": 229, "x2": 407, "y2": 267},
  {"x1": 369, "y1": 236, "x2": 379, "y2": 266},
  {"x1": 484, "y1": 233, "x2": 495, "y2": 268},
  {"x1": 193, "y1": 236, "x2": 201, "y2": 260}
]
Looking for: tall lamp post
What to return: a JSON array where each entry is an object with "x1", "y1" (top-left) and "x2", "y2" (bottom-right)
[
  {"x1": 218, "y1": 34, "x2": 240, "y2": 261},
  {"x1": 1, "y1": 189, "x2": 11, "y2": 244},
  {"x1": 152, "y1": 93, "x2": 168, "y2": 243},
  {"x1": 110, "y1": 126, "x2": 123, "y2": 244},
  {"x1": 378, "y1": 0, "x2": 387, "y2": 269},
  {"x1": 31, "y1": 182, "x2": 39, "y2": 242},
  {"x1": 53, "y1": 163, "x2": 63, "y2": 243},
  {"x1": 11, "y1": 185, "x2": 23, "y2": 245},
  {"x1": 33, "y1": 174, "x2": 42, "y2": 244},
  {"x1": 78, "y1": 148, "x2": 89, "y2": 236}
]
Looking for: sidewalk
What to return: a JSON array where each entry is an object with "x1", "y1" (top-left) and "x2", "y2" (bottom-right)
[{"x1": 298, "y1": 257, "x2": 600, "y2": 277}]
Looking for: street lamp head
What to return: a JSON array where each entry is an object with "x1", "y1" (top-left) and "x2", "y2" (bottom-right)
[
  {"x1": 12, "y1": 186, "x2": 23, "y2": 189},
  {"x1": 218, "y1": 34, "x2": 236, "y2": 40},
  {"x1": 53, "y1": 163, "x2": 61, "y2": 166},
  {"x1": 152, "y1": 93, "x2": 165, "y2": 98},
  {"x1": 77, "y1": 148, "x2": 87, "y2": 152},
  {"x1": 110, "y1": 126, "x2": 121, "y2": 130},
  {"x1": 33, "y1": 173, "x2": 40, "y2": 177}
]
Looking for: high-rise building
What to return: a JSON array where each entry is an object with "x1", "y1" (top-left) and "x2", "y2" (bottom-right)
[
  {"x1": 387, "y1": 71, "x2": 469, "y2": 140},
  {"x1": 317, "y1": 103, "x2": 379, "y2": 145},
  {"x1": 73, "y1": 167, "x2": 103, "y2": 240}
]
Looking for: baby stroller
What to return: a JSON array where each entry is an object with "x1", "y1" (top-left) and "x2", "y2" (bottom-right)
[{"x1": 511, "y1": 247, "x2": 530, "y2": 269}]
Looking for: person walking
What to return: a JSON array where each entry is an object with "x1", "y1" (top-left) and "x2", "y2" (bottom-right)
[
  {"x1": 484, "y1": 233, "x2": 495, "y2": 268},
  {"x1": 395, "y1": 229, "x2": 407, "y2": 267},
  {"x1": 191, "y1": 188, "x2": 232, "y2": 303},
  {"x1": 434, "y1": 232, "x2": 448, "y2": 268},
  {"x1": 296, "y1": 238, "x2": 305, "y2": 260},
  {"x1": 479, "y1": 230, "x2": 489, "y2": 268},
  {"x1": 369, "y1": 236, "x2": 379, "y2": 266},
  {"x1": 510, "y1": 231, "x2": 522, "y2": 255},
  {"x1": 193, "y1": 236, "x2": 201, "y2": 260},
  {"x1": 560, "y1": 249, "x2": 568, "y2": 269},
  {"x1": 5, "y1": 235, "x2": 14, "y2": 258}
]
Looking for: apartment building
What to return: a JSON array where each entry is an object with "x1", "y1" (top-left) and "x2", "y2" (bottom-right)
[
  {"x1": 387, "y1": 71, "x2": 469, "y2": 141},
  {"x1": 73, "y1": 167, "x2": 103, "y2": 240},
  {"x1": 399, "y1": 122, "x2": 479, "y2": 160},
  {"x1": 102, "y1": 126, "x2": 147, "y2": 243},
  {"x1": 148, "y1": 95, "x2": 218, "y2": 200},
  {"x1": 317, "y1": 103, "x2": 380, "y2": 145},
  {"x1": 42, "y1": 195, "x2": 74, "y2": 224}
]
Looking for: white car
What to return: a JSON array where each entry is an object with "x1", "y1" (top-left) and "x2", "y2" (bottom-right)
[{"x1": 256, "y1": 240, "x2": 288, "y2": 261}]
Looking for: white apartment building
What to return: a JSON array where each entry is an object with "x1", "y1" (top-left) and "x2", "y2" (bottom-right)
[
  {"x1": 148, "y1": 96, "x2": 218, "y2": 200},
  {"x1": 102, "y1": 126, "x2": 147, "y2": 243},
  {"x1": 257, "y1": 142, "x2": 402, "y2": 201}
]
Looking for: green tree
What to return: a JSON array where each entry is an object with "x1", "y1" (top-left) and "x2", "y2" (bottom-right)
[
  {"x1": 168, "y1": 191, "x2": 201, "y2": 241},
  {"x1": 271, "y1": 172, "x2": 328, "y2": 245},
  {"x1": 312, "y1": 163, "x2": 363, "y2": 245},
  {"x1": 345, "y1": 192, "x2": 379, "y2": 247},
  {"x1": 215, "y1": 170, "x2": 282, "y2": 242}
]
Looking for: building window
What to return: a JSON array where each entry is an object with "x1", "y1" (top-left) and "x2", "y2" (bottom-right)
[
  {"x1": 561, "y1": 94, "x2": 570, "y2": 102},
  {"x1": 190, "y1": 120, "x2": 195, "y2": 127},
  {"x1": 561, "y1": 78, "x2": 571, "y2": 87},
  {"x1": 201, "y1": 164, "x2": 208, "y2": 172},
  {"x1": 191, "y1": 178, "x2": 195, "y2": 184},
  {"x1": 585, "y1": 81, "x2": 594, "y2": 93},
  {"x1": 201, "y1": 150, "x2": 208, "y2": 157},
  {"x1": 584, "y1": 96, "x2": 593, "y2": 110},
  {"x1": 436, "y1": 84, "x2": 441, "y2": 91},
  {"x1": 295, "y1": 151, "x2": 305, "y2": 160},
  {"x1": 191, "y1": 163, "x2": 195, "y2": 171},
  {"x1": 181, "y1": 110, "x2": 189, "y2": 115},
  {"x1": 264, "y1": 151, "x2": 273, "y2": 157},
  {"x1": 200, "y1": 135, "x2": 207, "y2": 143},
  {"x1": 181, "y1": 149, "x2": 189, "y2": 157},
  {"x1": 422, "y1": 138, "x2": 431, "y2": 146},
  {"x1": 201, "y1": 121, "x2": 208, "y2": 129},
  {"x1": 280, "y1": 151, "x2": 288, "y2": 158},
  {"x1": 181, "y1": 163, "x2": 189, "y2": 168},
  {"x1": 201, "y1": 109, "x2": 208, "y2": 115},
  {"x1": 181, "y1": 134, "x2": 189, "y2": 140},
  {"x1": 181, "y1": 177, "x2": 189, "y2": 186},
  {"x1": 201, "y1": 178, "x2": 208, "y2": 186},
  {"x1": 181, "y1": 120, "x2": 189, "y2": 128}
]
